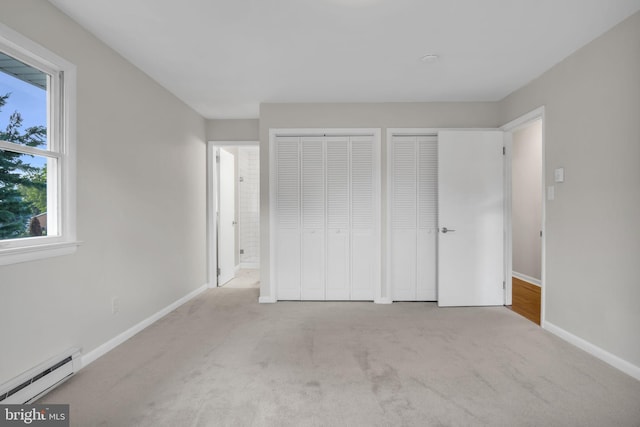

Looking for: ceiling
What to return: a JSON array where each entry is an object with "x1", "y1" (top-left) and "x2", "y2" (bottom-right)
[{"x1": 47, "y1": 0, "x2": 640, "y2": 119}]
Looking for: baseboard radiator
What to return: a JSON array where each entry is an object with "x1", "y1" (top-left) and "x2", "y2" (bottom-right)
[{"x1": 0, "y1": 348, "x2": 81, "y2": 404}]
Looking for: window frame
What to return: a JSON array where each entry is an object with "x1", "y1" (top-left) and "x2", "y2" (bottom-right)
[{"x1": 0, "y1": 23, "x2": 77, "y2": 265}]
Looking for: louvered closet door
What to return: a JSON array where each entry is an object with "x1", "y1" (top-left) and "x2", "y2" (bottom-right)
[
  {"x1": 390, "y1": 137, "x2": 418, "y2": 300},
  {"x1": 389, "y1": 135, "x2": 437, "y2": 301},
  {"x1": 273, "y1": 132, "x2": 379, "y2": 302},
  {"x1": 416, "y1": 136, "x2": 438, "y2": 300},
  {"x1": 301, "y1": 137, "x2": 325, "y2": 300},
  {"x1": 326, "y1": 137, "x2": 350, "y2": 300},
  {"x1": 275, "y1": 137, "x2": 301, "y2": 300},
  {"x1": 351, "y1": 136, "x2": 378, "y2": 301}
]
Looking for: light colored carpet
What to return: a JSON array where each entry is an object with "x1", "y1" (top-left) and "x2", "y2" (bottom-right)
[{"x1": 40, "y1": 287, "x2": 640, "y2": 426}]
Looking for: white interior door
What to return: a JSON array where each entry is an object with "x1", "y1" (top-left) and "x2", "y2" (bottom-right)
[
  {"x1": 218, "y1": 148, "x2": 236, "y2": 285},
  {"x1": 438, "y1": 131, "x2": 504, "y2": 307}
]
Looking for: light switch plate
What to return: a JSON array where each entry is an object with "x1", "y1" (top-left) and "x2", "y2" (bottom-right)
[{"x1": 554, "y1": 167, "x2": 565, "y2": 183}]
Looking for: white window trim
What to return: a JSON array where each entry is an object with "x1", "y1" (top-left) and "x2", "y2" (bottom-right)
[{"x1": 0, "y1": 23, "x2": 78, "y2": 265}]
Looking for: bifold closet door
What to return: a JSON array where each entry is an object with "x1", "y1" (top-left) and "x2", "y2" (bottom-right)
[
  {"x1": 274, "y1": 137, "x2": 301, "y2": 300},
  {"x1": 273, "y1": 133, "x2": 379, "y2": 301},
  {"x1": 389, "y1": 135, "x2": 437, "y2": 301}
]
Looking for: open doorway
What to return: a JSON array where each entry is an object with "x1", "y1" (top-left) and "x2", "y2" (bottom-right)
[
  {"x1": 504, "y1": 110, "x2": 544, "y2": 325},
  {"x1": 207, "y1": 142, "x2": 260, "y2": 288}
]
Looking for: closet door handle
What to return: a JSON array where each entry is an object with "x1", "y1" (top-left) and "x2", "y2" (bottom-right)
[{"x1": 441, "y1": 227, "x2": 456, "y2": 233}]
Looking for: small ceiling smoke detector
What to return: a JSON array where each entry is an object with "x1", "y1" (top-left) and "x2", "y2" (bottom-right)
[{"x1": 420, "y1": 54, "x2": 440, "y2": 63}]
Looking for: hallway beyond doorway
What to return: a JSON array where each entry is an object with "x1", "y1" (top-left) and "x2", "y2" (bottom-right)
[{"x1": 222, "y1": 268, "x2": 259, "y2": 289}]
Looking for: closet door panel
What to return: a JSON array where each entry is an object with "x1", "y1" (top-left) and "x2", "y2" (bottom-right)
[
  {"x1": 302, "y1": 230, "x2": 325, "y2": 300},
  {"x1": 351, "y1": 136, "x2": 377, "y2": 301},
  {"x1": 391, "y1": 230, "x2": 417, "y2": 300},
  {"x1": 275, "y1": 137, "x2": 301, "y2": 300},
  {"x1": 326, "y1": 137, "x2": 350, "y2": 300},
  {"x1": 351, "y1": 137, "x2": 374, "y2": 231},
  {"x1": 326, "y1": 230, "x2": 349, "y2": 300},
  {"x1": 417, "y1": 229, "x2": 437, "y2": 300},
  {"x1": 351, "y1": 230, "x2": 375, "y2": 300},
  {"x1": 390, "y1": 137, "x2": 418, "y2": 300},
  {"x1": 276, "y1": 230, "x2": 301, "y2": 300},
  {"x1": 416, "y1": 136, "x2": 438, "y2": 301},
  {"x1": 300, "y1": 137, "x2": 325, "y2": 300}
]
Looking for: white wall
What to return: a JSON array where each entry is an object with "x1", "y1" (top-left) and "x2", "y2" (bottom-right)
[
  {"x1": 512, "y1": 121, "x2": 542, "y2": 280},
  {"x1": 207, "y1": 119, "x2": 259, "y2": 142},
  {"x1": 0, "y1": 0, "x2": 207, "y2": 385},
  {"x1": 259, "y1": 102, "x2": 501, "y2": 300},
  {"x1": 500, "y1": 11, "x2": 640, "y2": 367}
]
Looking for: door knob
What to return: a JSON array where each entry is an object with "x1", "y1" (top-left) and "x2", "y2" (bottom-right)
[{"x1": 441, "y1": 227, "x2": 456, "y2": 233}]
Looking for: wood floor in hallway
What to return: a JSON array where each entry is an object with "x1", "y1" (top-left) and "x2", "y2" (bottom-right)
[{"x1": 512, "y1": 276, "x2": 541, "y2": 325}]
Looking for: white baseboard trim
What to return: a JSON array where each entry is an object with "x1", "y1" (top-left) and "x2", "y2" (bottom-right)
[
  {"x1": 258, "y1": 295, "x2": 276, "y2": 303},
  {"x1": 81, "y1": 283, "x2": 208, "y2": 368},
  {"x1": 512, "y1": 271, "x2": 541, "y2": 287},
  {"x1": 239, "y1": 262, "x2": 260, "y2": 269},
  {"x1": 234, "y1": 265, "x2": 241, "y2": 273},
  {"x1": 375, "y1": 298, "x2": 393, "y2": 304},
  {"x1": 543, "y1": 321, "x2": 640, "y2": 381}
]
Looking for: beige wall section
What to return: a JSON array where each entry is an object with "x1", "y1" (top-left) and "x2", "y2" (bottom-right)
[
  {"x1": 0, "y1": 1, "x2": 207, "y2": 385},
  {"x1": 511, "y1": 121, "x2": 542, "y2": 280},
  {"x1": 259, "y1": 102, "x2": 501, "y2": 301},
  {"x1": 207, "y1": 119, "x2": 259, "y2": 141},
  {"x1": 501, "y1": 11, "x2": 640, "y2": 367}
]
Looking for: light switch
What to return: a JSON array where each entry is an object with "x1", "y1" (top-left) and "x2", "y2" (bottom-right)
[
  {"x1": 554, "y1": 167, "x2": 565, "y2": 183},
  {"x1": 547, "y1": 185, "x2": 555, "y2": 201}
]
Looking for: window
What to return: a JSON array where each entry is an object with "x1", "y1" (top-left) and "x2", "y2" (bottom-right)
[{"x1": 0, "y1": 23, "x2": 77, "y2": 265}]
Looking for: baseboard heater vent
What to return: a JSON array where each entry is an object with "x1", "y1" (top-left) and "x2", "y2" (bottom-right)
[{"x1": 0, "y1": 348, "x2": 81, "y2": 404}]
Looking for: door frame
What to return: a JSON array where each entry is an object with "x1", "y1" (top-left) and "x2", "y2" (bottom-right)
[
  {"x1": 207, "y1": 140, "x2": 259, "y2": 288},
  {"x1": 500, "y1": 106, "x2": 546, "y2": 322}
]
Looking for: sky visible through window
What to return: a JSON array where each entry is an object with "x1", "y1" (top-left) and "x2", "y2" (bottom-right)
[{"x1": 0, "y1": 70, "x2": 47, "y2": 168}]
